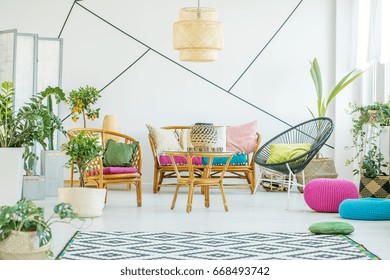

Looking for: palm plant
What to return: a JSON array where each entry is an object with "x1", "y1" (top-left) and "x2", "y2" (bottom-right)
[{"x1": 308, "y1": 58, "x2": 363, "y2": 118}]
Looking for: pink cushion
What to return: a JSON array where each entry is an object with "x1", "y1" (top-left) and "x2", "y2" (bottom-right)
[
  {"x1": 103, "y1": 167, "x2": 138, "y2": 174},
  {"x1": 304, "y1": 179, "x2": 359, "y2": 213},
  {"x1": 159, "y1": 155, "x2": 202, "y2": 165},
  {"x1": 226, "y1": 120, "x2": 258, "y2": 153},
  {"x1": 89, "y1": 167, "x2": 138, "y2": 176}
]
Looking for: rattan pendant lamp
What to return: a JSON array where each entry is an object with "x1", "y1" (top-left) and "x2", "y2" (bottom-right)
[{"x1": 173, "y1": 0, "x2": 224, "y2": 62}]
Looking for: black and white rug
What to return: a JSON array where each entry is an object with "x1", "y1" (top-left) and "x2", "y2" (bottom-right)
[{"x1": 57, "y1": 231, "x2": 379, "y2": 260}]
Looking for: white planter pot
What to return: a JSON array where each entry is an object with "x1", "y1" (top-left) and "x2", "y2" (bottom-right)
[
  {"x1": 41, "y1": 150, "x2": 65, "y2": 197},
  {"x1": 0, "y1": 148, "x2": 24, "y2": 206},
  {"x1": 0, "y1": 230, "x2": 51, "y2": 260},
  {"x1": 22, "y1": 176, "x2": 46, "y2": 200},
  {"x1": 58, "y1": 187, "x2": 106, "y2": 218}
]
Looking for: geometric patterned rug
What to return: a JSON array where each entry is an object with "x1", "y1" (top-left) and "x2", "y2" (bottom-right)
[{"x1": 56, "y1": 231, "x2": 380, "y2": 260}]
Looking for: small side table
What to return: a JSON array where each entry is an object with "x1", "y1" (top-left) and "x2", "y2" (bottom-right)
[{"x1": 165, "y1": 151, "x2": 234, "y2": 213}]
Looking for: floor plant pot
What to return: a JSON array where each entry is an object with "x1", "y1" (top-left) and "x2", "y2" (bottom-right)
[
  {"x1": 296, "y1": 157, "x2": 338, "y2": 193},
  {"x1": 0, "y1": 148, "x2": 24, "y2": 206},
  {"x1": 360, "y1": 175, "x2": 390, "y2": 198},
  {"x1": 58, "y1": 187, "x2": 107, "y2": 218},
  {"x1": 0, "y1": 231, "x2": 51, "y2": 260},
  {"x1": 41, "y1": 150, "x2": 65, "y2": 197},
  {"x1": 22, "y1": 176, "x2": 46, "y2": 200}
]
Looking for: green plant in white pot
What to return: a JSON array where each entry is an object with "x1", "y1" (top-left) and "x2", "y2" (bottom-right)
[
  {"x1": 0, "y1": 198, "x2": 82, "y2": 259},
  {"x1": 0, "y1": 81, "x2": 55, "y2": 205},
  {"x1": 59, "y1": 132, "x2": 106, "y2": 218},
  {"x1": 296, "y1": 58, "x2": 363, "y2": 190}
]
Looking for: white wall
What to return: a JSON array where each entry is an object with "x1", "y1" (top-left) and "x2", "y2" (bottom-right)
[{"x1": 0, "y1": 0, "x2": 338, "y2": 184}]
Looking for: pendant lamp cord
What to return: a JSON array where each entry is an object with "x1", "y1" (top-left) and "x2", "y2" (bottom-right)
[{"x1": 197, "y1": 0, "x2": 201, "y2": 19}]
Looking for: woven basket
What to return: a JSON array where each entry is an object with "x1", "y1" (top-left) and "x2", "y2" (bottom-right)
[
  {"x1": 190, "y1": 123, "x2": 218, "y2": 147},
  {"x1": 360, "y1": 175, "x2": 390, "y2": 198},
  {"x1": 0, "y1": 231, "x2": 51, "y2": 260},
  {"x1": 58, "y1": 187, "x2": 106, "y2": 218},
  {"x1": 296, "y1": 157, "x2": 338, "y2": 192}
]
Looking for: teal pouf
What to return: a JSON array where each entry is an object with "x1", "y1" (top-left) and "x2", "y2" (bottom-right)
[
  {"x1": 309, "y1": 222, "x2": 354, "y2": 235},
  {"x1": 339, "y1": 198, "x2": 390, "y2": 220}
]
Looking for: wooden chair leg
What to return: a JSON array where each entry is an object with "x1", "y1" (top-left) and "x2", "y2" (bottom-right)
[
  {"x1": 204, "y1": 186, "x2": 210, "y2": 208},
  {"x1": 171, "y1": 184, "x2": 180, "y2": 209},
  {"x1": 153, "y1": 170, "x2": 159, "y2": 193},
  {"x1": 127, "y1": 183, "x2": 132, "y2": 191},
  {"x1": 157, "y1": 171, "x2": 165, "y2": 192},
  {"x1": 186, "y1": 183, "x2": 194, "y2": 213},
  {"x1": 136, "y1": 181, "x2": 142, "y2": 207},
  {"x1": 219, "y1": 182, "x2": 229, "y2": 212}
]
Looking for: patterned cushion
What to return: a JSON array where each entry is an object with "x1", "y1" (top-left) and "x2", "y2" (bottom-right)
[
  {"x1": 158, "y1": 155, "x2": 202, "y2": 165},
  {"x1": 304, "y1": 179, "x2": 359, "y2": 213},
  {"x1": 339, "y1": 198, "x2": 390, "y2": 220},
  {"x1": 147, "y1": 124, "x2": 183, "y2": 154}
]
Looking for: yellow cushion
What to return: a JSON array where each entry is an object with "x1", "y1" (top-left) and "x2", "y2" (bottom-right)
[{"x1": 266, "y1": 143, "x2": 311, "y2": 164}]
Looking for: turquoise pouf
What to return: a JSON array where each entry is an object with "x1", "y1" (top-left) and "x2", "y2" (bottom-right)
[{"x1": 339, "y1": 198, "x2": 390, "y2": 220}]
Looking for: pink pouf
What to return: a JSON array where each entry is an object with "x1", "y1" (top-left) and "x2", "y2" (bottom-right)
[{"x1": 304, "y1": 179, "x2": 359, "y2": 213}]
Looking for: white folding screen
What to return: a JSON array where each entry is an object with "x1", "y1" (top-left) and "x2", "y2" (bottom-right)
[
  {"x1": 0, "y1": 29, "x2": 16, "y2": 85},
  {"x1": 0, "y1": 29, "x2": 63, "y2": 174},
  {"x1": 14, "y1": 34, "x2": 37, "y2": 111}
]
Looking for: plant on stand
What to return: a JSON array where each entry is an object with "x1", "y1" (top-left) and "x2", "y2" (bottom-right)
[
  {"x1": 68, "y1": 85, "x2": 101, "y2": 128},
  {"x1": 0, "y1": 198, "x2": 82, "y2": 259},
  {"x1": 59, "y1": 132, "x2": 106, "y2": 217},
  {"x1": 346, "y1": 100, "x2": 390, "y2": 198},
  {"x1": 296, "y1": 58, "x2": 363, "y2": 191}
]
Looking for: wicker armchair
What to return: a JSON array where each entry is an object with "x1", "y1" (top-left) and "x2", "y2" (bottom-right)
[
  {"x1": 254, "y1": 117, "x2": 334, "y2": 208},
  {"x1": 67, "y1": 128, "x2": 142, "y2": 207}
]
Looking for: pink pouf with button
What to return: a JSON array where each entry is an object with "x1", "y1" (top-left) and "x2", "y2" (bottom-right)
[{"x1": 304, "y1": 178, "x2": 359, "y2": 213}]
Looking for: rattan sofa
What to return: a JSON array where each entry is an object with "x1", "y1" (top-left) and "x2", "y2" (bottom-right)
[{"x1": 148, "y1": 126, "x2": 261, "y2": 194}]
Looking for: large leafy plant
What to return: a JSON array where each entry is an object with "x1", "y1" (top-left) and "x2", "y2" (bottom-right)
[
  {"x1": 308, "y1": 58, "x2": 363, "y2": 118},
  {"x1": 0, "y1": 198, "x2": 82, "y2": 257},
  {"x1": 62, "y1": 132, "x2": 101, "y2": 188},
  {"x1": 0, "y1": 81, "x2": 42, "y2": 147}
]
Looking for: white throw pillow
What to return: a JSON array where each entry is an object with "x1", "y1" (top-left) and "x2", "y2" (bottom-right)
[
  {"x1": 146, "y1": 124, "x2": 183, "y2": 154},
  {"x1": 213, "y1": 126, "x2": 227, "y2": 151}
]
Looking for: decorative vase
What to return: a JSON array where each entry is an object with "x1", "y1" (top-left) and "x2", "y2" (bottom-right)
[
  {"x1": 102, "y1": 114, "x2": 120, "y2": 142},
  {"x1": 0, "y1": 147, "x2": 24, "y2": 206},
  {"x1": 58, "y1": 187, "x2": 107, "y2": 218},
  {"x1": 0, "y1": 231, "x2": 51, "y2": 260},
  {"x1": 190, "y1": 123, "x2": 218, "y2": 147}
]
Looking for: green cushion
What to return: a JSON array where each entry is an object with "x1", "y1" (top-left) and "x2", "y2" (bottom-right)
[
  {"x1": 266, "y1": 143, "x2": 311, "y2": 164},
  {"x1": 309, "y1": 222, "x2": 354, "y2": 235},
  {"x1": 102, "y1": 139, "x2": 138, "y2": 167}
]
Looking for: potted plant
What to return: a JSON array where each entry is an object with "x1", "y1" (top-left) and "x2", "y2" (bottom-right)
[
  {"x1": 59, "y1": 131, "x2": 106, "y2": 218},
  {"x1": 22, "y1": 147, "x2": 45, "y2": 200},
  {"x1": 347, "y1": 100, "x2": 390, "y2": 198},
  {"x1": 297, "y1": 58, "x2": 363, "y2": 191},
  {"x1": 0, "y1": 198, "x2": 82, "y2": 259},
  {"x1": 0, "y1": 81, "x2": 52, "y2": 205}
]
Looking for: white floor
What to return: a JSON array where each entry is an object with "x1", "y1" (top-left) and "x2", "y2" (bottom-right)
[{"x1": 38, "y1": 185, "x2": 390, "y2": 260}]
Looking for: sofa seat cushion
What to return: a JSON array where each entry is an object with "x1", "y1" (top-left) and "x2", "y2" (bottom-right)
[
  {"x1": 158, "y1": 155, "x2": 203, "y2": 166},
  {"x1": 202, "y1": 152, "x2": 248, "y2": 166},
  {"x1": 88, "y1": 167, "x2": 139, "y2": 176}
]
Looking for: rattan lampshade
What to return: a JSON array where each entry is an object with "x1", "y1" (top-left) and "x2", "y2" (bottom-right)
[{"x1": 173, "y1": 7, "x2": 223, "y2": 62}]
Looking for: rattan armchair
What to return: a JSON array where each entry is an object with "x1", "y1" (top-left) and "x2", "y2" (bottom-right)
[
  {"x1": 254, "y1": 117, "x2": 334, "y2": 209},
  {"x1": 67, "y1": 128, "x2": 142, "y2": 207}
]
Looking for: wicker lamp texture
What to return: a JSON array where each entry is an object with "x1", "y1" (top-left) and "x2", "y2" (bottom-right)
[
  {"x1": 190, "y1": 123, "x2": 218, "y2": 148},
  {"x1": 173, "y1": 7, "x2": 223, "y2": 62},
  {"x1": 102, "y1": 114, "x2": 120, "y2": 142}
]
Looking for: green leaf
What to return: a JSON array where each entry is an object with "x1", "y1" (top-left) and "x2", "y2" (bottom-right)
[{"x1": 326, "y1": 70, "x2": 363, "y2": 107}]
